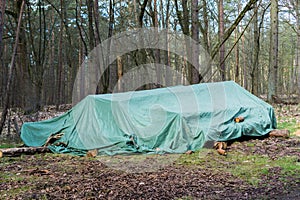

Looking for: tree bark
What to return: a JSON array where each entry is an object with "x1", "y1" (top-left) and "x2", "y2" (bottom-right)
[
  {"x1": 93, "y1": 0, "x2": 101, "y2": 46},
  {"x1": 0, "y1": 147, "x2": 50, "y2": 158},
  {"x1": 160, "y1": 0, "x2": 171, "y2": 85},
  {"x1": 234, "y1": 16, "x2": 240, "y2": 83},
  {"x1": 200, "y1": 0, "x2": 210, "y2": 53},
  {"x1": 106, "y1": 0, "x2": 115, "y2": 93},
  {"x1": 0, "y1": 0, "x2": 6, "y2": 106},
  {"x1": 268, "y1": 0, "x2": 279, "y2": 102},
  {"x1": 191, "y1": 0, "x2": 200, "y2": 84},
  {"x1": 252, "y1": 2, "x2": 259, "y2": 95},
  {"x1": 75, "y1": 0, "x2": 88, "y2": 57},
  {"x1": 48, "y1": 10, "x2": 56, "y2": 105},
  {"x1": 117, "y1": 56, "x2": 122, "y2": 91},
  {"x1": 0, "y1": 0, "x2": 6, "y2": 58},
  {"x1": 175, "y1": 0, "x2": 192, "y2": 84},
  {"x1": 175, "y1": 0, "x2": 187, "y2": 35},
  {"x1": 242, "y1": 26, "x2": 247, "y2": 89},
  {"x1": 295, "y1": 0, "x2": 300, "y2": 94},
  {"x1": 56, "y1": 0, "x2": 64, "y2": 108},
  {"x1": 87, "y1": 0, "x2": 95, "y2": 51},
  {"x1": 152, "y1": 0, "x2": 161, "y2": 86},
  {"x1": 137, "y1": 0, "x2": 148, "y2": 89},
  {"x1": 199, "y1": 0, "x2": 211, "y2": 80},
  {"x1": 218, "y1": 0, "x2": 225, "y2": 81}
]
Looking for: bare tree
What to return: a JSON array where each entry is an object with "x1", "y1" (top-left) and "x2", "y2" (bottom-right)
[
  {"x1": 204, "y1": 0, "x2": 259, "y2": 81},
  {"x1": 56, "y1": 0, "x2": 64, "y2": 107},
  {"x1": 296, "y1": 0, "x2": 300, "y2": 94},
  {"x1": 251, "y1": 2, "x2": 259, "y2": 95},
  {"x1": 218, "y1": 0, "x2": 225, "y2": 81},
  {"x1": 234, "y1": 1, "x2": 241, "y2": 84},
  {"x1": 191, "y1": 0, "x2": 200, "y2": 83},
  {"x1": 175, "y1": 0, "x2": 192, "y2": 84},
  {"x1": 0, "y1": 0, "x2": 25, "y2": 134},
  {"x1": 87, "y1": 0, "x2": 95, "y2": 51},
  {"x1": 289, "y1": 0, "x2": 300, "y2": 94},
  {"x1": 268, "y1": 0, "x2": 279, "y2": 102},
  {"x1": 0, "y1": 0, "x2": 6, "y2": 106}
]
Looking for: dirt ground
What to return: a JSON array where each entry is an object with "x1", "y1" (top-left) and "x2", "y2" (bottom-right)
[
  {"x1": 0, "y1": 137, "x2": 299, "y2": 199},
  {"x1": 0, "y1": 104, "x2": 299, "y2": 199}
]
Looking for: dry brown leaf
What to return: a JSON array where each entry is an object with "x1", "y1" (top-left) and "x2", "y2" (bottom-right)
[{"x1": 293, "y1": 130, "x2": 300, "y2": 137}]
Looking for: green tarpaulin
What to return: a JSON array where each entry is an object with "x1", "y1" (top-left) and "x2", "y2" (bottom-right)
[{"x1": 20, "y1": 81, "x2": 276, "y2": 155}]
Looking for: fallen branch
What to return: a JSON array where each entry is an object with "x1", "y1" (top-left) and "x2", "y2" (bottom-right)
[{"x1": 0, "y1": 147, "x2": 51, "y2": 158}]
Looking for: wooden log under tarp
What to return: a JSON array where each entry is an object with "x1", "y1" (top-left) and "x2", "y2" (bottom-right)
[{"x1": 0, "y1": 147, "x2": 51, "y2": 158}]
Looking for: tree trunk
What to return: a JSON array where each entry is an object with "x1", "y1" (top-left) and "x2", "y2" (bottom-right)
[
  {"x1": 234, "y1": 16, "x2": 240, "y2": 84},
  {"x1": 152, "y1": 0, "x2": 161, "y2": 87},
  {"x1": 295, "y1": 0, "x2": 300, "y2": 94},
  {"x1": 200, "y1": 0, "x2": 210, "y2": 53},
  {"x1": 242, "y1": 27, "x2": 247, "y2": 89},
  {"x1": 137, "y1": 0, "x2": 148, "y2": 89},
  {"x1": 252, "y1": 2, "x2": 259, "y2": 96},
  {"x1": 93, "y1": 0, "x2": 101, "y2": 46},
  {"x1": 96, "y1": 0, "x2": 111, "y2": 94},
  {"x1": 175, "y1": 0, "x2": 192, "y2": 84},
  {"x1": 48, "y1": 12, "x2": 55, "y2": 105},
  {"x1": 0, "y1": 0, "x2": 6, "y2": 107},
  {"x1": 87, "y1": 0, "x2": 95, "y2": 51},
  {"x1": 0, "y1": 0, "x2": 6, "y2": 58},
  {"x1": 191, "y1": 0, "x2": 200, "y2": 84},
  {"x1": 258, "y1": 3, "x2": 270, "y2": 94},
  {"x1": 160, "y1": 0, "x2": 171, "y2": 85},
  {"x1": 117, "y1": 56, "x2": 122, "y2": 91},
  {"x1": 76, "y1": 0, "x2": 88, "y2": 57},
  {"x1": 107, "y1": 0, "x2": 115, "y2": 93},
  {"x1": 56, "y1": 0, "x2": 64, "y2": 108},
  {"x1": 268, "y1": 0, "x2": 279, "y2": 102},
  {"x1": 139, "y1": 0, "x2": 148, "y2": 27},
  {"x1": 35, "y1": 0, "x2": 45, "y2": 111},
  {"x1": 218, "y1": 0, "x2": 225, "y2": 81},
  {"x1": 199, "y1": 0, "x2": 211, "y2": 81}
]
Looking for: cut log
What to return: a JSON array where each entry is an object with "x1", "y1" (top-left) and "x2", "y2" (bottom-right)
[
  {"x1": 234, "y1": 116, "x2": 245, "y2": 123},
  {"x1": 269, "y1": 129, "x2": 290, "y2": 138},
  {"x1": 86, "y1": 149, "x2": 98, "y2": 158},
  {"x1": 0, "y1": 147, "x2": 51, "y2": 158},
  {"x1": 214, "y1": 142, "x2": 227, "y2": 156}
]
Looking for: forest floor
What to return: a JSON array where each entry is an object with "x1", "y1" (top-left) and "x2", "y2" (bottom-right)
[{"x1": 0, "y1": 104, "x2": 299, "y2": 199}]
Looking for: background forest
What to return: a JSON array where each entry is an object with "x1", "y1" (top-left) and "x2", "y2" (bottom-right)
[{"x1": 0, "y1": 0, "x2": 299, "y2": 114}]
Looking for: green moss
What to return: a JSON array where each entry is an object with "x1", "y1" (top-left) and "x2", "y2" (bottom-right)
[
  {"x1": 177, "y1": 151, "x2": 300, "y2": 186},
  {"x1": 277, "y1": 118, "x2": 299, "y2": 134},
  {"x1": 0, "y1": 143, "x2": 19, "y2": 148},
  {"x1": 275, "y1": 156, "x2": 300, "y2": 175},
  {"x1": 0, "y1": 173, "x2": 25, "y2": 183},
  {"x1": 246, "y1": 142, "x2": 255, "y2": 147}
]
